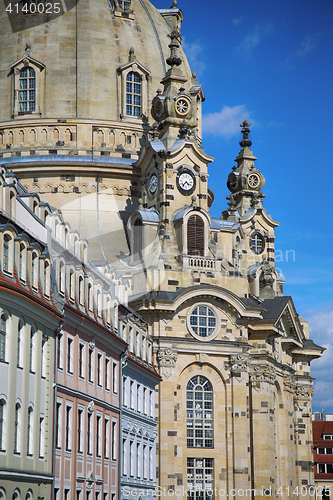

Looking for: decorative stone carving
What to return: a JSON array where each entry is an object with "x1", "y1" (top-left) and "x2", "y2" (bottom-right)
[
  {"x1": 229, "y1": 353, "x2": 249, "y2": 374},
  {"x1": 295, "y1": 384, "x2": 314, "y2": 401},
  {"x1": 88, "y1": 338, "x2": 95, "y2": 351},
  {"x1": 157, "y1": 347, "x2": 178, "y2": 379},
  {"x1": 87, "y1": 401, "x2": 95, "y2": 413},
  {"x1": 249, "y1": 363, "x2": 276, "y2": 384},
  {"x1": 283, "y1": 374, "x2": 296, "y2": 393}
]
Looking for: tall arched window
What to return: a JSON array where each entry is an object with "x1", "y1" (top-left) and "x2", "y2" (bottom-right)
[
  {"x1": 17, "y1": 319, "x2": 24, "y2": 368},
  {"x1": 78, "y1": 276, "x2": 84, "y2": 306},
  {"x1": 0, "y1": 314, "x2": 7, "y2": 362},
  {"x1": 187, "y1": 215, "x2": 204, "y2": 256},
  {"x1": 59, "y1": 262, "x2": 65, "y2": 294},
  {"x1": 31, "y1": 252, "x2": 38, "y2": 289},
  {"x1": 3, "y1": 234, "x2": 11, "y2": 273},
  {"x1": 126, "y1": 72, "x2": 141, "y2": 116},
  {"x1": 19, "y1": 67, "x2": 36, "y2": 112},
  {"x1": 133, "y1": 218, "x2": 143, "y2": 257},
  {"x1": 19, "y1": 243, "x2": 26, "y2": 281},
  {"x1": 29, "y1": 326, "x2": 36, "y2": 373},
  {"x1": 69, "y1": 270, "x2": 75, "y2": 300},
  {"x1": 44, "y1": 261, "x2": 50, "y2": 297},
  {"x1": 186, "y1": 375, "x2": 213, "y2": 448},
  {"x1": 0, "y1": 399, "x2": 6, "y2": 451},
  {"x1": 14, "y1": 403, "x2": 21, "y2": 454},
  {"x1": 27, "y1": 406, "x2": 34, "y2": 456},
  {"x1": 88, "y1": 283, "x2": 93, "y2": 311}
]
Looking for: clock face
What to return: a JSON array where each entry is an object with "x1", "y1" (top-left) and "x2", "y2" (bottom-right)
[
  {"x1": 149, "y1": 174, "x2": 158, "y2": 194},
  {"x1": 178, "y1": 171, "x2": 194, "y2": 192}
]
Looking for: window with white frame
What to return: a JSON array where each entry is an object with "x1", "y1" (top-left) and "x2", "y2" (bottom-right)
[
  {"x1": 104, "y1": 418, "x2": 109, "y2": 459},
  {"x1": 0, "y1": 314, "x2": 8, "y2": 362},
  {"x1": 105, "y1": 357, "x2": 110, "y2": 390},
  {"x1": 59, "y1": 262, "x2": 65, "y2": 294},
  {"x1": 123, "y1": 438, "x2": 128, "y2": 476},
  {"x1": 88, "y1": 347, "x2": 94, "y2": 383},
  {"x1": 130, "y1": 440, "x2": 135, "y2": 477},
  {"x1": 136, "y1": 442, "x2": 141, "y2": 478},
  {"x1": 27, "y1": 405, "x2": 34, "y2": 456},
  {"x1": 77, "y1": 408, "x2": 84, "y2": 453},
  {"x1": 31, "y1": 251, "x2": 38, "y2": 289},
  {"x1": 39, "y1": 415, "x2": 45, "y2": 458},
  {"x1": 123, "y1": 376, "x2": 128, "y2": 407},
  {"x1": 186, "y1": 375, "x2": 213, "y2": 448},
  {"x1": 44, "y1": 260, "x2": 51, "y2": 296},
  {"x1": 126, "y1": 72, "x2": 141, "y2": 116},
  {"x1": 57, "y1": 333, "x2": 63, "y2": 370},
  {"x1": 149, "y1": 446, "x2": 153, "y2": 480},
  {"x1": 111, "y1": 421, "x2": 116, "y2": 460},
  {"x1": 187, "y1": 458, "x2": 214, "y2": 499},
  {"x1": 78, "y1": 342, "x2": 85, "y2": 379},
  {"x1": 67, "y1": 336, "x2": 73, "y2": 374},
  {"x1": 65, "y1": 404, "x2": 72, "y2": 451},
  {"x1": 113, "y1": 362, "x2": 118, "y2": 394},
  {"x1": 87, "y1": 412, "x2": 92, "y2": 455},
  {"x1": 318, "y1": 463, "x2": 333, "y2": 474},
  {"x1": 137, "y1": 384, "x2": 141, "y2": 413},
  {"x1": 143, "y1": 387, "x2": 147, "y2": 415},
  {"x1": 97, "y1": 353, "x2": 102, "y2": 386},
  {"x1": 143, "y1": 444, "x2": 148, "y2": 479},
  {"x1": 149, "y1": 390, "x2": 154, "y2": 418},
  {"x1": 79, "y1": 276, "x2": 84, "y2": 306},
  {"x1": 69, "y1": 270, "x2": 75, "y2": 301},
  {"x1": 96, "y1": 415, "x2": 102, "y2": 457},
  {"x1": 55, "y1": 401, "x2": 62, "y2": 448}
]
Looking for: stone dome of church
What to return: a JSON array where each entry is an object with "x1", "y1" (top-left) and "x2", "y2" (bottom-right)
[{"x1": 0, "y1": 0, "x2": 192, "y2": 125}]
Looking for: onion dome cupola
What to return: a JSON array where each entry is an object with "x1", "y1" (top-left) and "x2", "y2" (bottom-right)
[
  {"x1": 151, "y1": 29, "x2": 198, "y2": 148},
  {"x1": 226, "y1": 120, "x2": 266, "y2": 217}
]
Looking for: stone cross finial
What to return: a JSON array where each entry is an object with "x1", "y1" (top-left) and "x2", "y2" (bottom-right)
[{"x1": 239, "y1": 119, "x2": 252, "y2": 149}]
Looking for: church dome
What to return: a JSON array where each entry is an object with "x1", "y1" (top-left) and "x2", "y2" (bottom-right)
[{"x1": 0, "y1": 0, "x2": 192, "y2": 131}]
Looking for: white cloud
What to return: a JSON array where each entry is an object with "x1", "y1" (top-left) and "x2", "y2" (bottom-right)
[
  {"x1": 235, "y1": 22, "x2": 274, "y2": 57},
  {"x1": 182, "y1": 38, "x2": 206, "y2": 77},
  {"x1": 307, "y1": 303, "x2": 333, "y2": 412},
  {"x1": 232, "y1": 16, "x2": 244, "y2": 26},
  {"x1": 287, "y1": 35, "x2": 318, "y2": 61},
  {"x1": 202, "y1": 105, "x2": 254, "y2": 138}
]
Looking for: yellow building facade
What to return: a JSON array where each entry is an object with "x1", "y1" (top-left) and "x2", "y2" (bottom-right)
[{"x1": 0, "y1": 1, "x2": 324, "y2": 499}]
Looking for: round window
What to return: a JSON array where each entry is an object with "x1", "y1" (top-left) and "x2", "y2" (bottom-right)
[
  {"x1": 187, "y1": 304, "x2": 219, "y2": 341},
  {"x1": 250, "y1": 232, "x2": 265, "y2": 254}
]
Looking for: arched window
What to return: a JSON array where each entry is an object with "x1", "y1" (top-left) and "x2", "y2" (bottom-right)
[
  {"x1": 12, "y1": 489, "x2": 20, "y2": 500},
  {"x1": 31, "y1": 252, "x2": 38, "y2": 289},
  {"x1": 69, "y1": 270, "x2": 75, "y2": 300},
  {"x1": 25, "y1": 490, "x2": 33, "y2": 500},
  {"x1": 14, "y1": 403, "x2": 21, "y2": 454},
  {"x1": 0, "y1": 399, "x2": 6, "y2": 451},
  {"x1": 0, "y1": 487, "x2": 5, "y2": 500},
  {"x1": 17, "y1": 319, "x2": 24, "y2": 368},
  {"x1": 186, "y1": 375, "x2": 213, "y2": 448},
  {"x1": 133, "y1": 218, "x2": 143, "y2": 257},
  {"x1": 187, "y1": 215, "x2": 204, "y2": 256},
  {"x1": 97, "y1": 290, "x2": 102, "y2": 317},
  {"x1": 27, "y1": 406, "x2": 33, "y2": 455},
  {"x1": 78, "y1": 276, "x2": 84, "y2": 306},
  {"x1": 126, "y1": 72, "x2": 141, "y2": 116},
  {"x1": 3, "y1": 234, "x2": 11, "y2": 273},
  {"x1": 44, "y1": 261, "x2": 50, "y2": 297},
  {"x1": 29, "y1": 326, "x2": 36, "y2": 373},
  {"x1": 19, "y1": 67, "x2": 36, "y2": 113},
  {"x1": 19, "y1": 243, "x2": 26, "y2": 281},
  {"x1": 88, "y1": 283, "x2": 93, "y2": 311},
  {"x1": 59, "y1": 262, "x2": 65, "y2": 294},
  {"x1": 0, "y1": 314, "x2": 7, "y2": 362}
]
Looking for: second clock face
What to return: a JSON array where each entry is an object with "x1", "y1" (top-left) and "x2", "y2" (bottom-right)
[
  {"x1": 149, "y1": 173, "x2": 158, "y2": 194},
  {"x1": 177, "y1": 169, "x2": 196, "y2": 194}
]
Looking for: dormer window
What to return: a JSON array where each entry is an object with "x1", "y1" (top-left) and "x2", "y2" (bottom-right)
[
  {"x1": 19, "y1": 68, "x2": 35, "y2": 112},
  {"x1": 118, "y1": 0, "x2": 131, "y2": 9},
  {"x1": 126, "y1": 72, "x2": 141, "y2": 116},
  {"x1": 133, "y1": 218, "x2": 143, "y2": 258}
]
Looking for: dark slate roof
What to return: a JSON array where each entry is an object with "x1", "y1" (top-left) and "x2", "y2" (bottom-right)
[
  {"x1": 303, "y1": 339, "x2": 324, "y2": 350},
  {"x1": 259, "y1": 296, "x2": 291, "y2": 322}
]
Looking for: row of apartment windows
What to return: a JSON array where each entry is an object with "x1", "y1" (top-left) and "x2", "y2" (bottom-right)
[
  {"x1": 57, "y1": 334, "x2": 118, "y2": 392},
  {"x1": 0, "y1": 399, "x2": 45, "y2": 458},
  {"x1": 317, "y1": 463, "x2": 333, "y2": 474},
  {"x1": 15, "y1": 66, "x2": 142, "y2": 118},
  {"x1": 318, "y1": 447, "x2": 333, "y2": 454},
  {"x1": 122, "y1": 437, "x2": 154, "y2": 480},
  {"x1": 0, "y1": 313, "x2": 46, "y2": 375},
  {"x1": 122, "y1": 376, "x2": 154, "y2": 417},
  {"x1": 122, "y1": 325, "x2": 152, "y2": 364},
  {"x1": 54, "y1": 489, "x2": 115, "y2": 500},
  {"x1": 55, "y1": 400, "x2": 117, "y2": 459},
  {"x1": 0, "y1": 488, "x2": 33, "y2": 500},
  {"x1": 1, "y1": 231, "x2": 51, "y2": 296}
]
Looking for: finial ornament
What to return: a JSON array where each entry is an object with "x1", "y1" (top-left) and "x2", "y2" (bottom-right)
[
  {"x1": 239, "y1": 119, "x2": 252, "y2": 149},
  {"x1": 166, "y1": 29, "x2": 182, "y2": 67}
]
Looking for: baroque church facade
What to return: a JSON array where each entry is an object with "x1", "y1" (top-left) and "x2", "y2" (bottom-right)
[{"x1": 0, "y1": 0, "x2": 324, "y2": 499}]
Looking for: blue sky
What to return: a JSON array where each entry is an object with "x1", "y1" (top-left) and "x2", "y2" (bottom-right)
[{"x1": 154, "y1": 0, "x2": 333, "y2": 412}]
